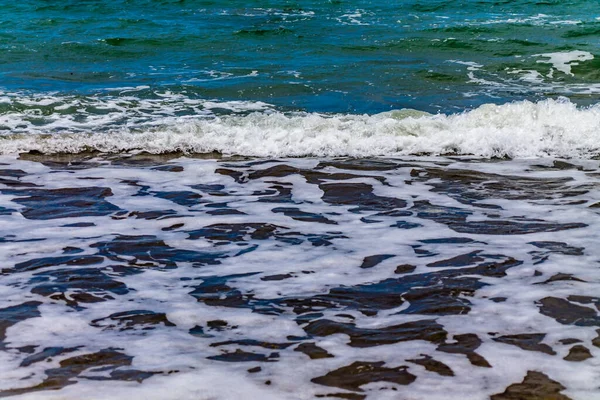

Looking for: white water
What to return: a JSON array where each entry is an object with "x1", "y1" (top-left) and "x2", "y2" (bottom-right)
[
  {"x1": 1, "y1": 95, "x2": 600, "y2": 159},
  {"x1": 535, "y1": 51, "x2": 595, "y2": 77},
  {"x1": 0, "y1": 155, "x2": 599, "y2": 399}
]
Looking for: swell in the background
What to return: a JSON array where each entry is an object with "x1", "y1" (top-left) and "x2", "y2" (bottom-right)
[{"x1": 1, "y1": 0, "x2": 600, "y2": 114}]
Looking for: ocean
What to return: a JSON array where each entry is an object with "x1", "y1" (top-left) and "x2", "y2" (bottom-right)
[{"x1": 0, "y1": 1, "x2": 599, "y2": 399}]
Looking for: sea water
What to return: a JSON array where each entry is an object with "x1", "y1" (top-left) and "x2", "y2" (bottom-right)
[{"x1": 1, "y1": 1, "x2": 600, "y2": 399}]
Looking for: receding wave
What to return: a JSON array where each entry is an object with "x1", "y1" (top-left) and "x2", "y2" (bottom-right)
[{"x1": 1, "y1": 92, "x2": 599, "y2": 158}]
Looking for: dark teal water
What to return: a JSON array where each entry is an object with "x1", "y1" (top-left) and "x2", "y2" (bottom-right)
[{"x1": 2, "y1": 0, "x2": 600, "y2": 114}]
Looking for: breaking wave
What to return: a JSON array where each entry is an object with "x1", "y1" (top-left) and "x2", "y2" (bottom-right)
[{"x1": 1, "y1": 92, "x2": 599, "y2": 158}]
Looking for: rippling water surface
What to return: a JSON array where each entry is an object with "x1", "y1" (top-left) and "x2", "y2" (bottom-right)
[
  {"x1": 1, "y1": 1, "x2": 600, "y2": 399},
  {"x1": 3, "y1": 0, "x2": 600, "y2": 113}
]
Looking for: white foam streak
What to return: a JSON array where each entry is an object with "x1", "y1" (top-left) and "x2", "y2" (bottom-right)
[
  {"x1": 2, "y1": 98, "x2": 600, "y2": 158},
  {"x1": 535, "y1": 51, "x2": 594, "y2": 77}
]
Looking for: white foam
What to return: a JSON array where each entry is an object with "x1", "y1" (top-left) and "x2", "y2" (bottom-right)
[
  {"x1": 2, "y1": 97, "x2": 600, "y2": 159},
  {"x1": 1, "y1": 155, "x2": 600, "y2": 399},
  {"x1": 448, "y1": 60, "x2": 483, "y2": 71},
  {"x1": 336, "y1": 9, "x2": 372, "y2": 25},
  {"x1": 535, "y1": 51, "x2": 594, "y2": 77},
  {"x1": 475, "y1": 13, "x2": 584, "y2": 26},
  {"x1": 507, "y1": 69, "x2": 545, "y2": 84}
]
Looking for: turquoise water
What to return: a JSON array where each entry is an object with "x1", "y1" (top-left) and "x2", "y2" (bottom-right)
[
  {"x1": 1, "y1": 1, "x2": 600, "y2": 156},
  {"x1": 3, "y1": 0, "x2": 600, "y2": 113}
]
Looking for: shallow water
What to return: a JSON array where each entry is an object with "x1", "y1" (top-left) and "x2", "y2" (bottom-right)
[{"x1": 0, "y1": 154, "x2": 599, "y2": 399}]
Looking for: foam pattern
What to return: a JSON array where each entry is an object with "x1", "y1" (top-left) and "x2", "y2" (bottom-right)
[{"x1": 0, "y1": 154, "x2": 598, "y2": 399}]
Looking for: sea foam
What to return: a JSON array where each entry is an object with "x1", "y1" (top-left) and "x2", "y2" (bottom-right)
[{"x1": 1, "y1": 96, "x2": 600, "y2": 159}]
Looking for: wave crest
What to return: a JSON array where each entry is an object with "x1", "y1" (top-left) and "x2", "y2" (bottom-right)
[{"x1": 1, "y1": 95, "x2": 600, "y2": 158}]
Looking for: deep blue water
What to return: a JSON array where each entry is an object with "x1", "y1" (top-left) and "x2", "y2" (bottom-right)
[{"x1": 2, "y1": 0, "x2": 600, "y2": 114}]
